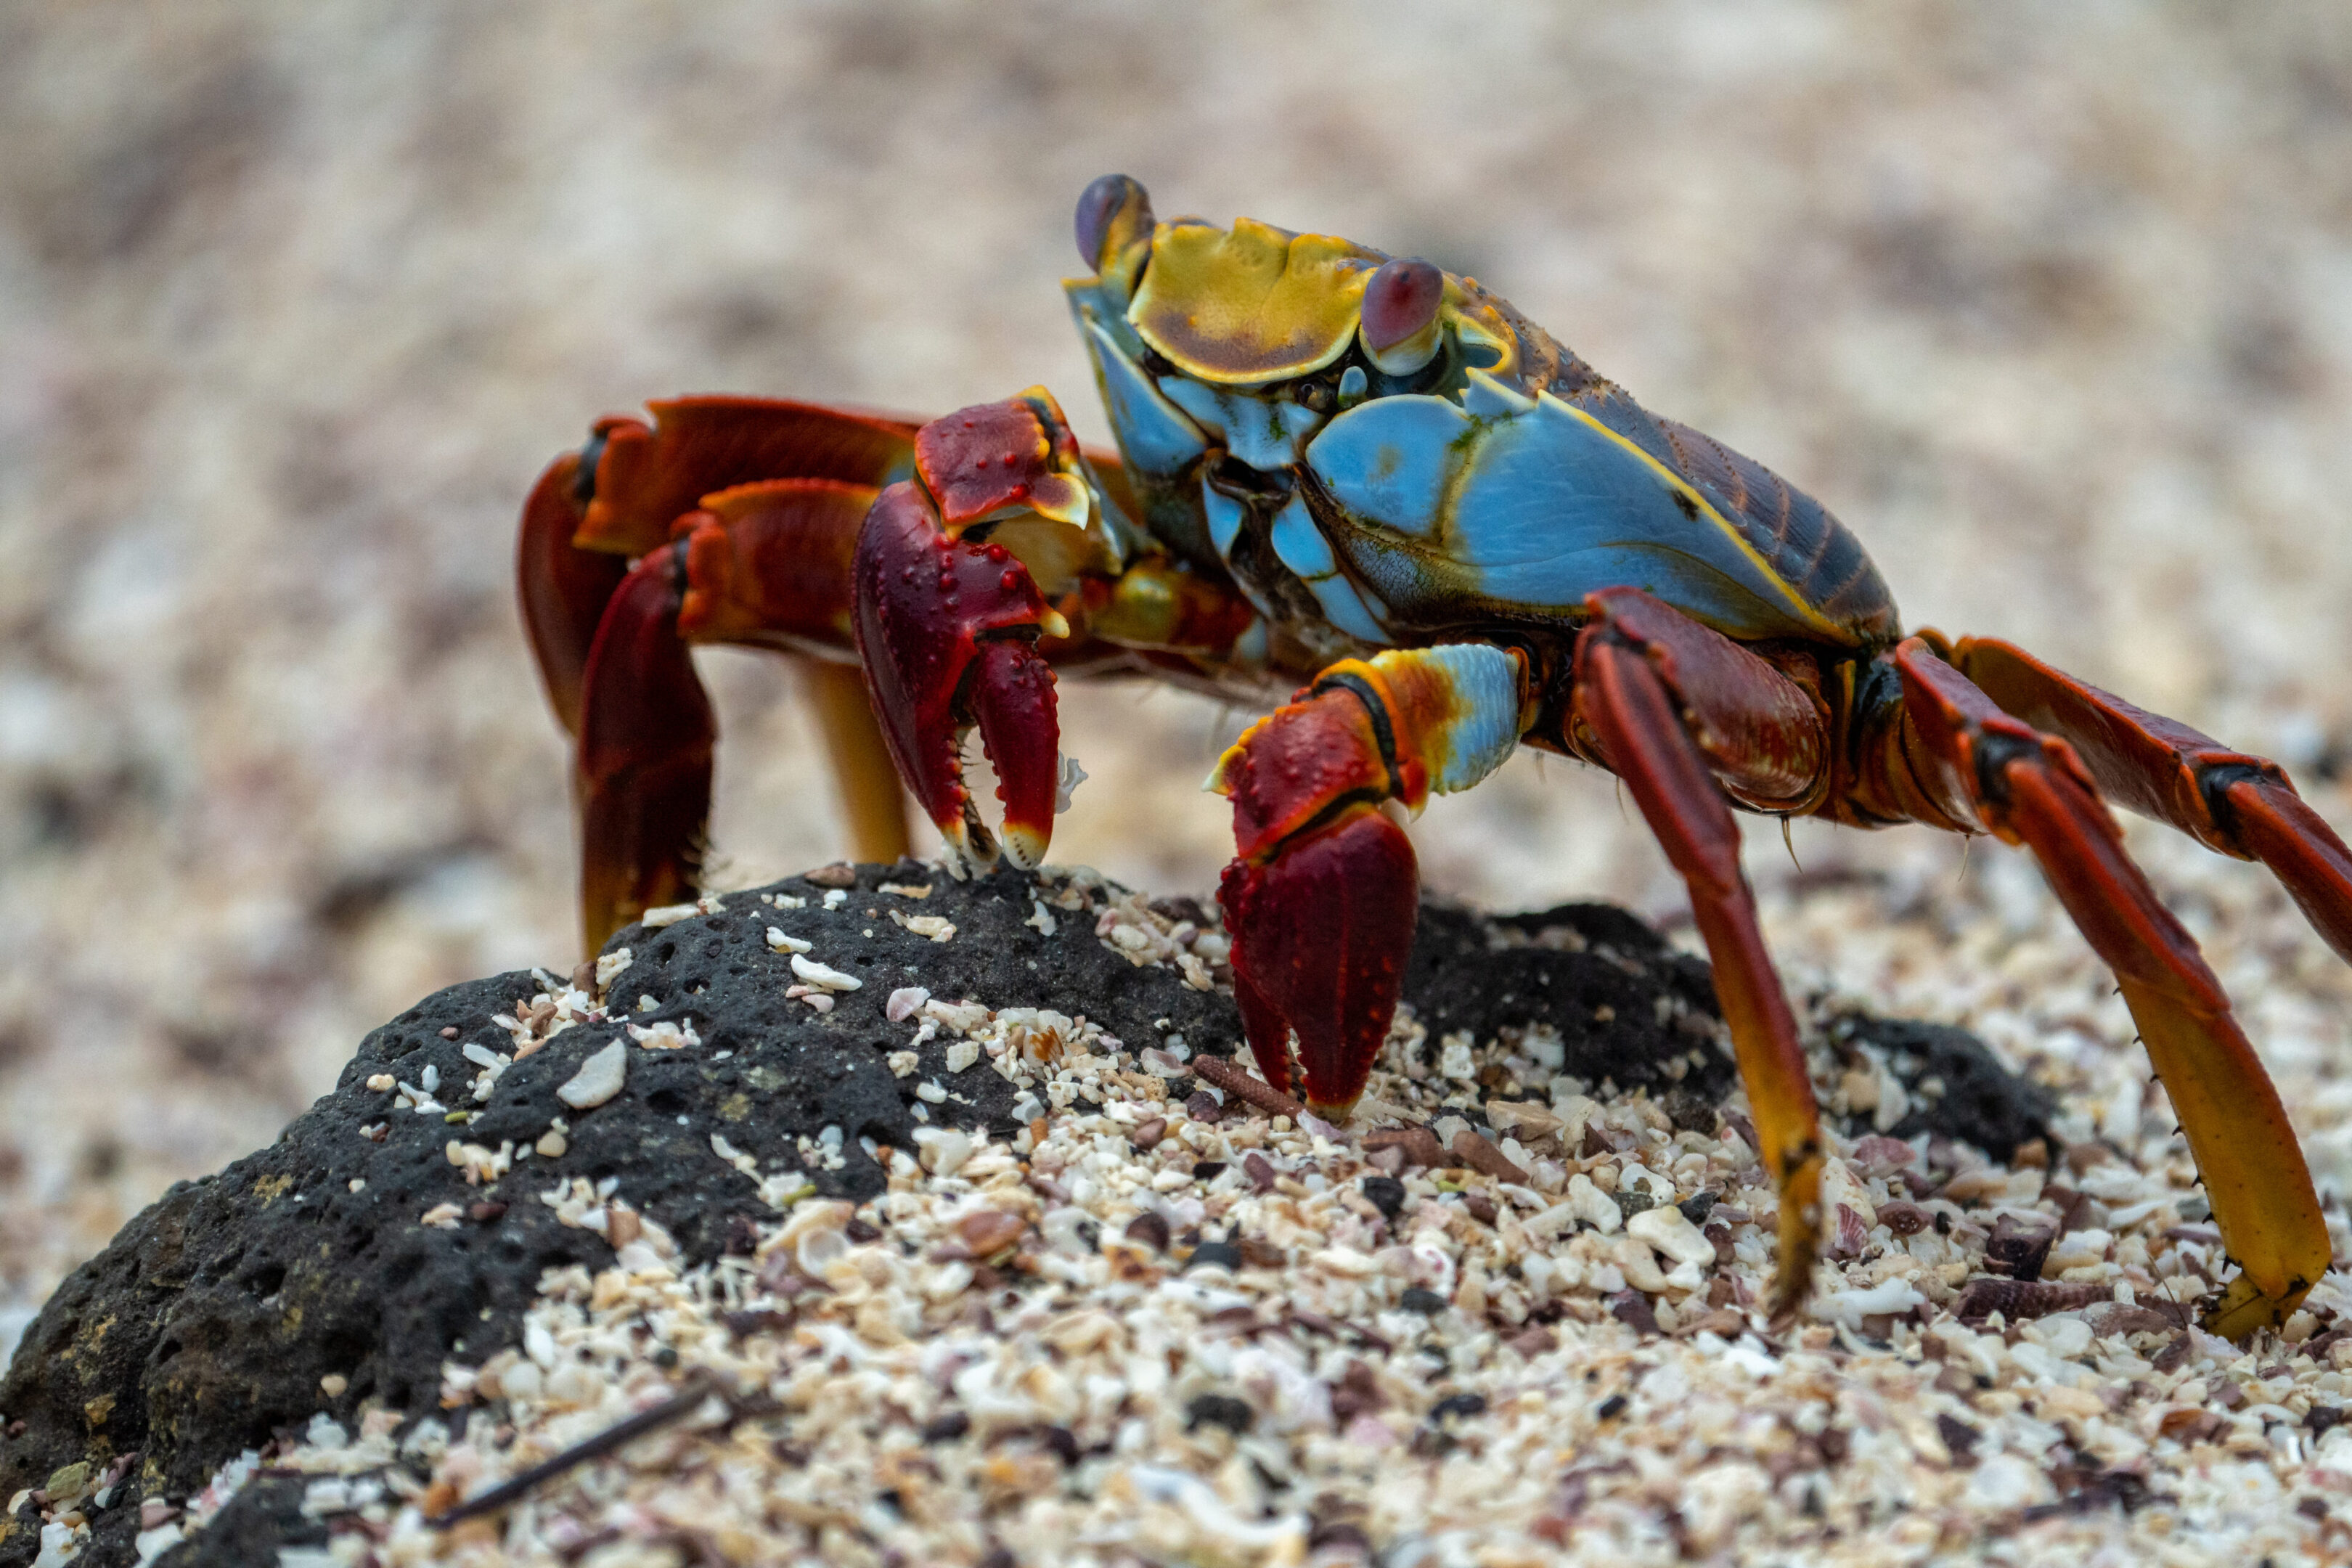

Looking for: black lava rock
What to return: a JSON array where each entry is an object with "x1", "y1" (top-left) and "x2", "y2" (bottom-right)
[
  {"x1": 1406, "y1": 901, "x2": 1735, "y2": 1100},
  {"x1": 1826, "y1": 1013, "x2": 2057, "y2": 1159},
  {"x1": 155, "y1": 1477, "x2": 323, "y2": 1567},
  {"x1": 0, "y1": 866, "x2": 2049, "y2": 1567},
  {"x1": 0, "y1": 862, "x2": 1230, "y2": 1564}
]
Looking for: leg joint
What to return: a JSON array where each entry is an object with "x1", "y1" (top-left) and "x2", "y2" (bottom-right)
[
  {"x1": 2196, "y1": 759, "x2": 2284, "y2": 838},
  {"x1": 1971, "y1": 727, "x2": 2044, "y2": 812},
  {"x1": 1309, "y1": 668, "x2": 1407, "y2": 802},
  {"x1": 573, "y1": 427, "x2": 610, "y2": 509}
]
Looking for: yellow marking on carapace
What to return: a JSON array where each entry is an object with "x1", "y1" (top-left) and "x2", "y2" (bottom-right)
[{"x1": 1130, "y1": 218, "x2": 1380, "y2": 384}]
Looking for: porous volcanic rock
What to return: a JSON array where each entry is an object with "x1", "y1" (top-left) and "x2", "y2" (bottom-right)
[
  {"x1": 1826, "y1": 1012, "x2": 2058, "y2": 1159},
  {"x1": 0, "y1": 865, "x2": 2048, "y2": 1567}
]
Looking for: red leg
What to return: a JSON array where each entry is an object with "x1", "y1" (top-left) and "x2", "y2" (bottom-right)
[
  {"x1": 516, "y1": 433, "x2": 629, "y2": 738},
  {"x1": 1948, "y1": 635, "x2": 2352, "y2": 966},
  {"x1": 576, "y1": 396, "x2": 920, "y2": 557},
  {"x1": 576, "y1": 546, "x2": 714, "y2": 952},
  {"x1": 1210, "y1": 644, "x2": 1530, "y2": 1116},
  {"x1": 528, "y1": 401, "x2": 923, "y2": 948},
  {"x1": 1894, "y1": 640, "x2": 2329, "y2": 1335},
  {"x1": 674, "y1": 477, "x2": 877, "y2": 653},
  {"x1": 670, "y1": 477, "x2": 912, "y2": 864},
  {"x1": 1569, "y1": 589, "x2": 1832, "y2": 1320}
]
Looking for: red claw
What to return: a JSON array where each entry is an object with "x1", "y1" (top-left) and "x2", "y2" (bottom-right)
[
  {"x1": 1218, "y1": 804, "x2": 1418, "y2": 1118},
  {"x1": 852, "y1": 481, "x2": 1061, "y2": 871},
  {"x1": 966, "y1": 639, "x2": 1060, "y2": 869}
]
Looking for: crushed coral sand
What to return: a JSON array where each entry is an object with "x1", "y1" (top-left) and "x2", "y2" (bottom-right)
[{"x1": 49, "y1": 816, "x2": 2352, "y2": 1565}]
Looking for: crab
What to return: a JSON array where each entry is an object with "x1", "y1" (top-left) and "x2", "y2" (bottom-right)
[{"x1": 518, "y1": 174, "x2": 2352, "y2": 1335}]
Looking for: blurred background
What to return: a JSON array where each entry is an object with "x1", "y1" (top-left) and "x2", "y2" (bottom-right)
[{"x1": 6, "y1": 1, "x2": 2352, "y2": 1342}]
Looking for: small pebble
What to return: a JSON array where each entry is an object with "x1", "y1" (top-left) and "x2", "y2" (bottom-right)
[
  {"x1": 557, "y1": 1041, "x2": 627, "y2": 1109},
  {"x1": 957, "y1": 1209, "x2": 1026, "y2": 1257},
  {"x1": 1185, "y1": 1394, "x2": 1254, "y2": 1434},
  {"x1": 1186, "y1": 1240, "x2": 1243, "y2": 1272}
]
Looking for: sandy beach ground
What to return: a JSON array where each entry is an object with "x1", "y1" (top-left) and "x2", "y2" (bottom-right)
[{"x1": 4, "y1": 1, "x2": 2352, "y2": 1360}]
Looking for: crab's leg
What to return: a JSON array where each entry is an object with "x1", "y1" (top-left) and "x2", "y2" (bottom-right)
[
  {"x1": 517, "y1": 427, "x2": 632, "y2": 738},
  {"x1": 853, "y1": 392, "x2": 1108, "y2": 874},
  {"x1": 800, "y1": 659, "x2": 914, "y2": 868},
  {"x1": 673, "y1": 475, "x2": 915, "y2": 867},
  {"x1": 575, "y1": 396, "x2": 923, "y2": 556},
  {"x1": 1209, "y1": 645, "x2": 1532, "y2": 1119},
  {"x1": 1944, "y1": 635, "x2": 2352, "y2": 966},
  {"x1": 1892, "y1": 640, "x2": 2329, "y2": 1336},
  {"x1": 576, "y1": 543, "x2": 714, "y2": 953},
  {"x1": 527, "y1": 400, "x2": 926, "y2": 950},
  {"x1": 1569, "y1": 589, "x2": 1832, "y2": 1321},
  {"x1": 524, "y1": 398, "x2": 923, "y2": 723}
]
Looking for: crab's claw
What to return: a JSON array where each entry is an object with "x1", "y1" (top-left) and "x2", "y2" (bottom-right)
[
  {"x1": 853, "y1": 392, "x2": 1101, "y2": 873},
  {"x1": 1222, "y1": 648, "x2": 1533, "y2": 1114},
  {"x1": 1218, "y1": 797, "x2": 1418, "y2": 1119},
  {"x1": 1209, "y1": 647, "x2": 1530, "y2": 1118}
]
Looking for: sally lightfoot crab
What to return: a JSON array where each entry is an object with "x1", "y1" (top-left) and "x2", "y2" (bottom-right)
[{"x1": 520, "y1": 175, "x2": 2352, "y2": 1335}]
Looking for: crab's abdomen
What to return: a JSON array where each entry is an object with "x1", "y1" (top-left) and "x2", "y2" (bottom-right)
[
  {"x1": 1646, "y1": 415, "x2": 1897, "y2": 645},
  {"x1": 1304, "y1": 374, "x2": 1898, "y2": 650}
]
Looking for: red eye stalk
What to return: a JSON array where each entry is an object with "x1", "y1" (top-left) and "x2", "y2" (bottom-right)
[
  {"x1": 1075, "y1": 173, "x2": 1155, "y2": 276},
  {"x1": 1359, "y1": 257, "x2": 1445, "y2": 374}
]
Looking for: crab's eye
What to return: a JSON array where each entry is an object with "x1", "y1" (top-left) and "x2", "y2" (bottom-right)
[
  {"x1": 1360, "y1": 258, "x2": 1445, "y2": 375},
  {"x1": 1291, "y1": 379, "x2": 1334, "y2": 415},
  {"x1": 1076, "y1": 174, "x2": 1154, "y2": 273}
]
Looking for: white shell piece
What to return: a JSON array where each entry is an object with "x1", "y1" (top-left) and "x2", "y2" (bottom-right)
[
  {"x1": 556, "y1": 1041, "x2": 627, "y2": 1109},
  {"x1": 790, "y1": 954, "x2": 862, "y2": 991},
  {"x1": 1627, "y1": 1204, "x2": 1715, "y2": 1268}
]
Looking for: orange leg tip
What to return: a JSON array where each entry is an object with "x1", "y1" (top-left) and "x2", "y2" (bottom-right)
[
  {"x1": 1767, "y1": 1153, "x2": 1824, "y2": 1326},
  {"x1": 2202, "y1": 1270, "x2": 2316, "y2": 1339},
  {"x1": 1217, "y1": 804, "x2": 1418, "y2": 1122}
]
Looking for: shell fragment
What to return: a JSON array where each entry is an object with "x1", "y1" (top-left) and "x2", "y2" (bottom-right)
[
  {"x1": 557, "y1": 1040, "x2": 628, "y2": 1109},
  {"x1": 790, "y1": 954, "x2": 863, "y2": 991}
]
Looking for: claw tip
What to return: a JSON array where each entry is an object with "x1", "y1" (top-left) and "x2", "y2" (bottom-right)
[{"x1": 1000, "y1": 822, "x2": 1050, "y2": 871}]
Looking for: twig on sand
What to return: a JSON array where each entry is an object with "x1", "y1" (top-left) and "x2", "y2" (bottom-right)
[{"x1": 428, "y1": 1370, "x2": 776, "y2": 1528}]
